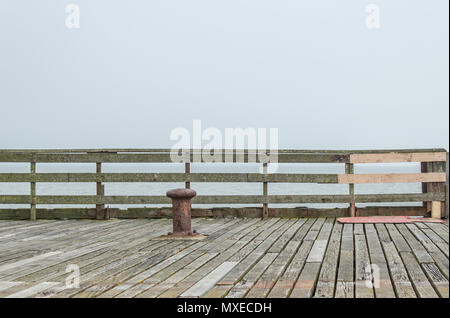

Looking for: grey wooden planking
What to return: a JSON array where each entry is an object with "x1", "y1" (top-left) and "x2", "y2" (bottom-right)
[{"x1": 0, "y1": 218, "x2": 447, "y2": 298}]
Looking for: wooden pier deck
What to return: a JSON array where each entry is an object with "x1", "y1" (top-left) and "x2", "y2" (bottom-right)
[{"x1": 0, "y1": 218, "x2": 448, "y2": 298}]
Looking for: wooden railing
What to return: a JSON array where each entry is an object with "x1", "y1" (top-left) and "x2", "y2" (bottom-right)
[{"x1": 0, "y1": 149, "x2": 448, "y2": 220}]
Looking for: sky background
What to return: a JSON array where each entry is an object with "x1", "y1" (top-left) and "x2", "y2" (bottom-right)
[{"x1": 0, "y1": 0, "x2": 448, "y2": 150}]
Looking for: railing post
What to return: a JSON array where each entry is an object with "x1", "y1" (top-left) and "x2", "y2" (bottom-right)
[
  {"x1": 421, "y1": 162, "x2": 428, "y2": 208},
  {"x1": 96, "y1": 162, "x2": 106, "y2": 220},
  {"x1": 185, "y1": 162, "x2": 190, "y2": 189},
  {"x1": 262, "y1": 162, "x2": 268, "y2": 219},
  {"x1": 345, "y1": 163, "x2": 355, "y2": 217},
  {"x1": 30, "y1": 158, "x2": 36, "y2": 221},
  {"x1": 446, "y1": 152, "x2": 449, "y2": 219},
  {"x1": 432, "y1": 160, "x2": 446, "y2": 219}
]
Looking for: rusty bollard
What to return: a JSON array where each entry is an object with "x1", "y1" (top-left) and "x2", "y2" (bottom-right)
[{"x1": 162, "y1": 188, "x2": 205, "y2": 240}]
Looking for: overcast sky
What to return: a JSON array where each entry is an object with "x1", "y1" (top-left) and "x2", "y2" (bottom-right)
[{"x1": 0, "y1": 0, "x2": 448, "y2": 150}]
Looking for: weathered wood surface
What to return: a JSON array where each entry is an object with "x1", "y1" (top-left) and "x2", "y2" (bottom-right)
[
  {"x1": 0, "y1": 217, "x2": 447, "y2": 298},
  {"x1": 0, "y1": 153, "x2": 349, "y2": 163},
  {"x1": 0, "y1": 206, "x2": 429, "y2": 220},
  {"x1": 0, "y1": 193, "x2": 444, "y2": 206},
  {"x1": 0, "y1": 149, "x2": 446, "y2": 163},
  {"x1": 350, "y1": 152, "x2": 447, "y2": 164},
  {"x1": 0, "y1": 172, "x2": 445, "y2": 184},
  {"x1": 0, "y1": 172, "x2": 339, "y2": 183},
  {"x1": 0, "y1": 148, "x2": 446, "y2": 154},
  {"x1": 338, "y1": 173, "x2": 446, "y2": 184},
  {"x1": 0, "y1": 148, "x2": 447, "y2": 220}
]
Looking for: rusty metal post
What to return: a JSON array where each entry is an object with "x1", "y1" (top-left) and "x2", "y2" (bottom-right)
[{"x1": 165, "y1": 188, "x2": 204, "y2": 239}]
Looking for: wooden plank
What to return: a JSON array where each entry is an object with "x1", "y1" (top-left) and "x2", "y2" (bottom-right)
[
  {"x1": 380, "y1": 239, "x2": 417, "y2": 298},
  {"x1": 338, "y1": 173, "x2": 446, "y2": 184},
  {"x1": 289, "y1": 262, "x2": 321, "y2": 298},
  {"x1": 406, "y1": 224, "x2": 449, "y2": 280},
  {"x1": 432, "y1": 201, "x2": 442, "y2": 219},
  {"x1": 216, "y1": 219, "x2": 289, "y2": 286},
  {"x1": 180, "y1": 262, "x2": 238, "y2": 297},
  {"x1": 246, "y1": 238, "x2": 302, "y2": 298},
  {"x1": 365, "y1": 224, "x2": 386, "y2": 264},
  {"x1": 1, "y1": 148, "x2": 445, "y2": 155},
  {"x1": 354, "y1": 234, "x2": 374, "y2": 298},
  {"x1": 421, "y1": 263, "x2": 449, "y2": 298},
  {"x1": 314, "y1": 222, "x2": 342, "y2": 297},
  {"x1": 417, "y1": 227, "x2": 449, "y2": 258},
  {"x1": 0, "y1": 153, "x2": 174, "y2": 163},
  {"x1": 373, "y1": 263, "x2": 396, "y2": 298},
  {"x1": 364, "y1": 224, "x2": 396, "y2": 297},
  {"x1": 0, "y1": 206, "x2": 429, "y2": 220},
  {"x1": 225, "y1": 253, "x2": 278, "y2": 298},
  {"x1": 290, "y1": 219, "x2": 334, "y2": 298},
  {"x1": 266, "y1": 241, "x2": 314, "y2": 298},
  {"x1": 266, "y1": 220, "x2": 316, "y2": 298},
  {"x1": 0, "y1": 193, "x2": 445, "y2": 206},
  {"x1": 0, "y1": 152, "x2": 349, "y2": 164},
  {"x1": 0, "y1": 251, "x2": 61, "y2": 273},
  {"x1": 303, "y1": 218, "x2": 326, "y2": 241},
  {"x1": 395, "y1": 224, "x2": 434, "y2": 264},
  {"x1": 29, "y1": 194, "x2": 340, "y2": 205},
  {"x1": 0, "y1": 281, "x2": 23, "y2": 292},
  {"x1": 400, "y1": 252, "x2": 439, "y2": 298},
  {"x1": 426, "y1": 223, "x2": 449, "y2": 244},
  {"x1": 270, "y1": 153, "x2": 349, "y2": 163},
  {"x1": 0, "y1": 172, "x2": 339, "y2": 183},
  {"x1": 335, "y1": 224, "x2": 354, "y2": 298},
  {"x1": 349, "y1": 152, "x2": 447, "y2": 164},
  {"x1": 203, "y1": 219, "x2": 291, "y2": 298},
  {"x1": 5, "y1": 282, "x2": 60, "y2": 298},
  {"x1": 386, "y1": 224, "x2": 411, "y2": 253},
  {"x1": 268, "y1": 219, "x2": 305, "y2": 253},
  {"x1": 306, "y1": 240, "x2": 329, "y2": 263},
  {"x1": 202, "y1": 220, "x2": 283, "y2": 298},
  {"x1": 291, "y1": 218, "x2": 315, "y2": 242}
]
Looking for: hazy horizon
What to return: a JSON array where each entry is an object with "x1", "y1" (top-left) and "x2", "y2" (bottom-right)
[{"x1": 1, "y1": 1, "x2": 448, "y2": 150}]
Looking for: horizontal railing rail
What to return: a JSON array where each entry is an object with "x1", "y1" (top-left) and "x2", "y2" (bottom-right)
[
  {"x1": 0, "y1": 148, "x2": 448, "y2": 220},
  {"x1": 0, "y1": 148, "x2": 446, "y2": 154},
  {"x1": 0, "y1": 193, "x2": 445, "y2": 204}
]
